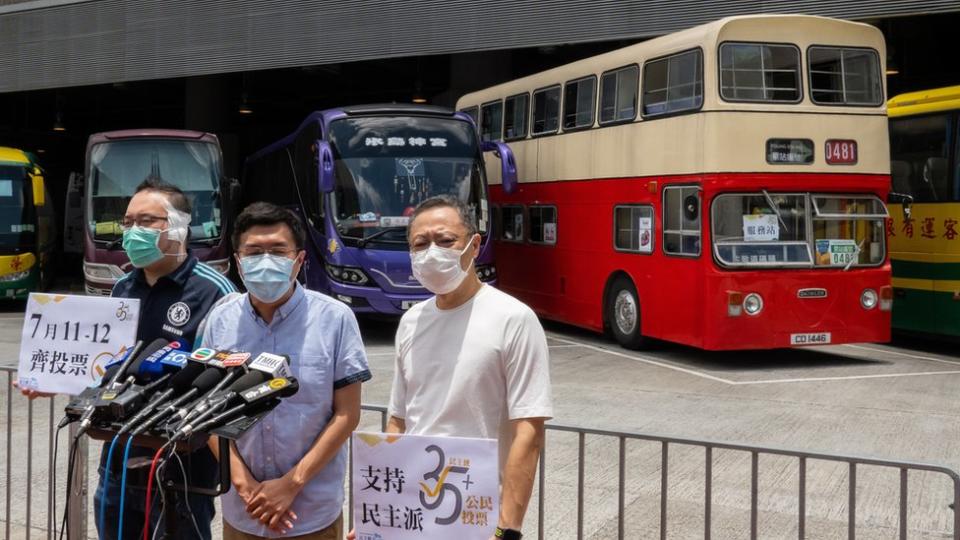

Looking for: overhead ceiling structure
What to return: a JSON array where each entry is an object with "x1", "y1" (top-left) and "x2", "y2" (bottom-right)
[{"x1": 2, "y1": 0, "x2": 959, "y2": 93}]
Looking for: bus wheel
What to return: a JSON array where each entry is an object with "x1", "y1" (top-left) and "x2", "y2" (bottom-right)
[{"x1": 608, "y1": 277, "x2": 647, "y2": 349}]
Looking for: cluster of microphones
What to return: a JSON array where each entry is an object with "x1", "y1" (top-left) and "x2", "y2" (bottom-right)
[{"x1": 63, "y1": 337, "x2": 300, "y2": 443}]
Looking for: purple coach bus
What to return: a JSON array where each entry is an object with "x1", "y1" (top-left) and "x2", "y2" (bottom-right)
[
  {"x1": 242, "y1": 104, "x2": 517, "y2": 315},
  {"x1": 80, "y1": 130, "x2": 236, "y2": 295}
]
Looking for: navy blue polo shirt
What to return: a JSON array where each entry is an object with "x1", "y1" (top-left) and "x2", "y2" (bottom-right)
[
  {"x1": 112, "y1": 255, "x2": 237, "y2": 347},
  {"x1": 99, "y1": 255, "x2": 237, "y2": 488}
]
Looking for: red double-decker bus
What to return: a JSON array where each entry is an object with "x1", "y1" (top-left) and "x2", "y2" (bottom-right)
[{"x1": 457, "y1": 14, "x2": 893, "y2": 350}]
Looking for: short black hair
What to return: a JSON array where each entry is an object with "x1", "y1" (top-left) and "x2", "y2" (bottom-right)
[
  {"x1": 135, "y1": 176, "x2": 192, "y2": 215},
  {"x1": 408, "y1": 195, "x2": 477, "y2": 238},
  {"x1": 233, "y1": 202, "x2": 306, "y2": 250}
]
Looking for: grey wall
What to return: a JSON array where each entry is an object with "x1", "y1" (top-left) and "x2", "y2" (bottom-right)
[{"x1": 3, "y1": 0, "x2": 959, "y2": 93}]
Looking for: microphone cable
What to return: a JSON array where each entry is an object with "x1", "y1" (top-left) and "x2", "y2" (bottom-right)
[
  {"x1": 98, "y1": 434, "x2": 122, "y2": 537},
  {"x1": 116, "y1": 435, "x2": 137, "y2": 540},
  {"x1": 59, "y1": 429, "x2": 83, "y2": 540},
  {"x1": 142, "y1": 441, "x2": 172, "y2": 540}
]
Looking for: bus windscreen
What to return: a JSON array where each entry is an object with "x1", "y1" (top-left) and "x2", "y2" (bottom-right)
[
  {"x1": 0, "y1": 165, "x2": 36, "y2": 249},
  {"x1": 87, "y1": 139, "x2": 222, "y2": 242},
  {"x1": 328, "y1": 116, "x2": 485, "y2": 243}
]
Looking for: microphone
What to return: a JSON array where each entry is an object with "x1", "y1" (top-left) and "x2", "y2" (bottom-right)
[
  {"x1": 169, "y1": 370, "x2": 273, "y2": 438},
  {"x1": 176, "y1": 377, "x2": 299, "y2": 439},
  {"x1": 166, "y1": 349, "x2": 254, "y2": 427},
  {"x1": 117, "y1": 360, "x2": 204, "y2": 436},
  {"x1": 76, "y1": 339, "x2": 168, "y2": 434},
  {"x1": 61, "y1": 364, "x2": 124, "y2": 427},
  {"x1": 129, "y1": 367, "x2": 224, "y2": 436}
]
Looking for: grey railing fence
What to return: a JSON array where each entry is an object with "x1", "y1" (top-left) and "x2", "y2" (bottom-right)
[{"x1": 2, "y1": 367, "x2": 958, "y2": 539}]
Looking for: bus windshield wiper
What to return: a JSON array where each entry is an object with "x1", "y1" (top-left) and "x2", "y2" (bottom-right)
[
  {"x1": 843, "y1": 239, "x2": 866, "y2": 272},
  {"x1": 761, "y1": 189, "x2": 789, "y2": 233},
  {"x1": 356, "y1": 226, "x2": 408, "y2": 248}
]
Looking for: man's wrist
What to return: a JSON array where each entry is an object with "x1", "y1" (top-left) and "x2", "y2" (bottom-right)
[{"x1": 494, "y1": 526, "x2": 522, "y2": 540}]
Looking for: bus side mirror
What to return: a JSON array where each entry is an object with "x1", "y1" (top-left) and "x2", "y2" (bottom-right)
[
  {"x1": 888, "y1": 192, "x2": 913, "y2": 220},
  {"x1": 481, "y1": 141, "x2": 518, "y2": 195},
  {"x1": 683, "y1": 194, "x2": 699, "y2": 222},
  {"x1": 31, "y1": 174, "x2": 46, "y2": 207},
  {"x1": 317, "y1": 141, "x2": 335, "y2": 193}
]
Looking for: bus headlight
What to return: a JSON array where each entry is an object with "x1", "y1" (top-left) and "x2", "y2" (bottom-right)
[
  {"x1": 0, "y1": 270, "x2": 30, "y2": 283},
  {"x1": 860, "y1": 288, "x2": 878, "y2": 310},
  {"x1": 83, "y1": 262, "x2": 125, "y2": 283},
  {"x1": 743, "y1": 293, "x2": 764, "y2": 316},
  {"x1": 324, "y1": 263, "x2": 370, "y2": 286},
  {"x1": 476, "y1": 264, "x2": 497, "y2": 282}
]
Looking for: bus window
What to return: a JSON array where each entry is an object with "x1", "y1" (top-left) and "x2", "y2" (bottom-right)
[
  {"x1": 712, "y1": 193, "x2": 811, "y2": 267},
  {"x1": 532, "y1": 86, "x2": 561, "y2": 136},
  {"x1": 460, "y1": 106, "x2": 479, "y2": 125},
  {"x1": 563, "y1": 76, "x2": 597, "y2": 130},
  {"x1": 614, "y1": 205, "x2": 653, "y2": 253},
  {"x1": 642, "y1": 49, "x2": 703, "y2": 117},
  {"x1": 500, "y1": 205, "x2": 525, "y2": 242},
  {"x1": 504, "y1": 93, "x2": 530, "y2": 141},
  {"x1": 481, "y1": 100, "x2": 503, "y2": 142},
  {"x1": 808, "y1": 47, "x2": 883, "y2": 106},
  {"x1": 529, "y1": 205, "x2": 557, "y2": 245},
  {"x1": 889, "y1": 113, "x2": 953, "y2": 201},
  {"x1": 719, "y1": 43, "x2": 800, "y2": 102},
  {"x1": 600, "y1": 65, "x2": 639, "y2": 125},
  {"x1": 812, "y1": 196, "x2": 887, "y2": 267},
  {"x1": 663, "y1": 186, "x2": 701, "y2": 256}
]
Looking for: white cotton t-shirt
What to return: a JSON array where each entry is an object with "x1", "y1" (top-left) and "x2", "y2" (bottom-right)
[{"x1": 388, "y1": 284, "x2": 554, "y2": 470}]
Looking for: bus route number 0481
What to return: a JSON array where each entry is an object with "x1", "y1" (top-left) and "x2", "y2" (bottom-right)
[{"x1": 825, "y1": 140, "x2": 858, "y2": 165}]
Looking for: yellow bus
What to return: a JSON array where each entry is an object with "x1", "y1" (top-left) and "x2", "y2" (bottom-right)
[
  {"x1": 0, "y1": 147, "x2": 56, "y2": 299},
  {"x1": 888, "y1": 85, "x2": 960, "y2": 338},
  {"x1": 458, "y1": 14, "x2": 892, "y2": 350}
]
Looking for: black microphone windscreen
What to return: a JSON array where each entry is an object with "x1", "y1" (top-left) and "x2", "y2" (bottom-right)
[
  {"x1": 279, "y1": 378, "x2": 300, "y2": 398},
  {"x1": 127, "y1": 338, "x2": 172, "y2": 377},
  {"x1": 227, "y1": 370, "x2": 268, "y2": 392},
  {"x1": 192, "y1": 368, "x2": 225, "y2": 392},
  {"x1": 168, "y1": 362, "x2": 205, "y2": 392},
  {"x1": 99, "y1": 365, "x2": 122, "y2": 386}
]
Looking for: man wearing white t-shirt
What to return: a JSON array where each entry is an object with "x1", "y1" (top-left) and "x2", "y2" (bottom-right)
[{"x1": 391, "y1": 195, "x2": 552, "y2": 540}]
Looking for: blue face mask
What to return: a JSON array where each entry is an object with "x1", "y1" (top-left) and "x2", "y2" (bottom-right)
[
  {"x1": 239, "y1": 254, "x2": 296, "y2": 303},
  {"x1": 122, "y1": 226, "x2": 164, "y2": 268}
]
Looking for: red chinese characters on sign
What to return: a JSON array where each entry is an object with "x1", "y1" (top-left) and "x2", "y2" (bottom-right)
[
  {"x1": 886, "y1": 218, "x2": 896, "y2": 238},
  {"x1": 944, "y1": 218, "x2": 958, "y2": 241},
  {"x1": 10, "y1": 256, "x2": 22, "y2": 272},
  {"x1": 901, "y1": 217, "x2": 915, "y2": 239},
  {"x1": 921, "y1": 217, "x2": 937, "y2": 239}
]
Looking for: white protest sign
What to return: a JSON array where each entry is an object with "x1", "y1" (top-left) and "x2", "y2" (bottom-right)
[
  {"x1": 743, "y1": 214, "x2": 780, "y2": 242},
  {"x1": 353, "y1": 432, "x2": 499, "y2": 540},
  {"x1": 17, "y1": 293, "x2": 139, "y2": 395}
]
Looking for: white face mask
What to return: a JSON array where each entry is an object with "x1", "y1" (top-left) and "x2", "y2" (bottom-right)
[{"x1": 410, "y1": 238, "x2": 475, "y2": 295}]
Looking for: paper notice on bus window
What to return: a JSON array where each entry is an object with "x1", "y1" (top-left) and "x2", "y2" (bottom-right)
[
  {"x1": 743, "y1": 214, "x2": 779, "y2": 242},
  {"x1": 380, "y1": 216, "x2": 410, "y2": 228},
  {"x1": 0, "y1": 180, "x2": 12, "y2": 197},
  {"x1": 815, "y1": 239, "x2": 857, "y2": 266},
  {"x1": 543, "y1": 223, "x2": 557, "y2": 243},
  {"x1": 513, "y1": 214, "x2": 523, "y2": 239},
  {"x1": 638, "y1": 217, "x2": 652, "y2": 253}
]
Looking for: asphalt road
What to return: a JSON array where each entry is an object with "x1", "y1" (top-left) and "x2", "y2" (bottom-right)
[{"x1": 1, "y1": 297, "x2": 959, "y2": 539}]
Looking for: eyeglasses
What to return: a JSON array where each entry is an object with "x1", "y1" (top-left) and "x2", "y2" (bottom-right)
[
  {"x1": 237, "y1": 247, "x2": 299, "y2": 258},
  {"x1": 121, "y1": 215, "x2": 168, "y2": 229}
]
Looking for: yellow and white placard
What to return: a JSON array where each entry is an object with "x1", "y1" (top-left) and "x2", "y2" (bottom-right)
[
  {"x1": 17, "y1": 293, "x2": 139, "y2": 394},
  {"x1": 352, "y1": 432, "x2": 499, "y2": 540}
]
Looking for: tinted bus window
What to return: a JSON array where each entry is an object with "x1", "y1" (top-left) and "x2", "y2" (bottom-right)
[
  {"x1": 481, "y1": 100, "x2": 503, "y2": 142},
  {"x1": 889, "y1": 113, "x2": 954, "y2": 202},
  {"x1": 719, "y1": 43, "x2": 800, "y2": 102},
  {"x1": 529, "y1": 205, "x2": 557, "y2": 244},
  {"x1": 500, "y1": 205, "x2": 524, "y2": 242},
  {"x1": 563, "y1": 76, "x2": 597, "y2": 130},
  {"x1": 504, "y1": 94, "x2": 530, "y2": 140},
  {"x1": 532, "y1": 86, "x2": 561, "y2": 136},
  {"x1": 663, "y1": 186, "x2": 700, "y2": 256},
  {"x1": 808, "y1": 47, "x2": 883, "y2": 106},
  {"x1": 643, "y1": 49, "x2": 703, "y2": 117},
  {"x1": 600, "y1": 65, "x2": 639, "y2": 124},
  {"x1": 614, "y1": 205, "x2": 653, "y2": 253}
]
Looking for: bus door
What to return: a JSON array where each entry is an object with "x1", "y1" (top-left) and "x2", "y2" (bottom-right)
[{"x1": 656, "y1": 184, "x2": 704, "y2": 344}]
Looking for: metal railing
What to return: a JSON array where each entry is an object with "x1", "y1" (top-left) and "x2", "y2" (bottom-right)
[
  {"x1": 3, "y1": 371, "x2": 958, "y2": 540},
  {"x1": 353, "y1": 404, "x2": 960, "y2": 540}
]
